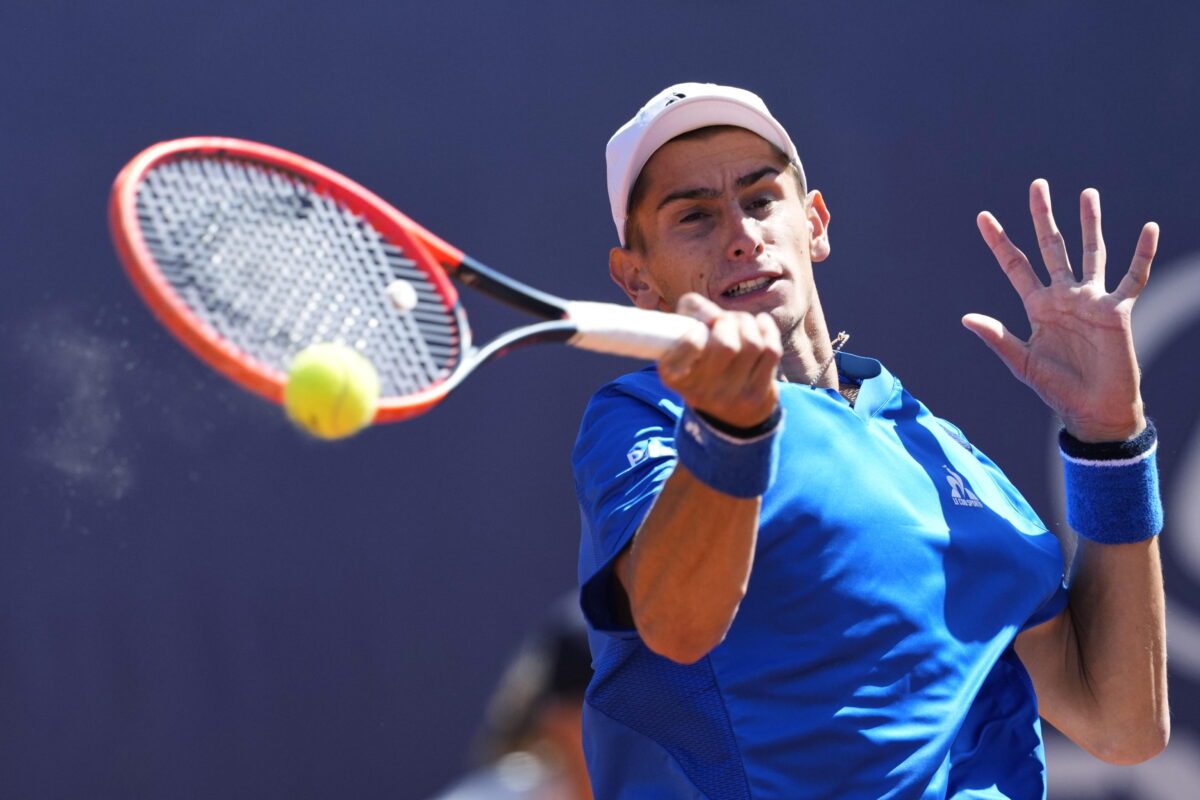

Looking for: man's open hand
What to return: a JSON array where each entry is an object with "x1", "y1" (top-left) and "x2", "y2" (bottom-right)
[{"x1": 965, "y1": 179, "x2": 1158, "y2": 442}]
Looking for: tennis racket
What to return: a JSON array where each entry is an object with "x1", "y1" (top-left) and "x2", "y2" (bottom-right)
[{"x1": 109, "y1": 137, "x2": 701, "y2": 422}]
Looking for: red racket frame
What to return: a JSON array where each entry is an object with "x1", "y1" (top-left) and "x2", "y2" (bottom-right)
[{"x1": 109, "y1": 137, "x2": 478, "y2": 422}]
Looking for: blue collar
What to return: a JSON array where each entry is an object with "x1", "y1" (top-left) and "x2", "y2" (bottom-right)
[{"x1": 832, "y1": 352, "x2": 897, "y2": 421}]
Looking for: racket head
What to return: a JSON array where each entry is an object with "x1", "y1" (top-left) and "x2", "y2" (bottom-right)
[{"x1": 110, "y1": 137, "x2": 472, "y2": 422}]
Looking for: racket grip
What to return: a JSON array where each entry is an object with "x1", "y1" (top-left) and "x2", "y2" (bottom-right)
[{"x1": 564, "y1": 301, "x2": 706, "y2": 360}]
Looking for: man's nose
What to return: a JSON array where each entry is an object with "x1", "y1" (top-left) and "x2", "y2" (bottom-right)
[{"x1": 725, "y1": 212, "x2": 765, "y2": 261}]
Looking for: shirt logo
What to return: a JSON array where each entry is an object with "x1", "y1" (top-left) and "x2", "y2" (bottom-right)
[
  {"x1": 627, "y1": 442, "x2": 647, "y2": 467},
  {"x1": 627, "y1": 438, "x2": 674, "y2": 468},
  {"x1": 943, "y1": 466, "x2": 983, "y2": 508}
]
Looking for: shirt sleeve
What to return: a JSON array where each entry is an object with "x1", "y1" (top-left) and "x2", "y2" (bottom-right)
[{"x1": 573, "y1": 373, "x2": 682, "y2": 638}]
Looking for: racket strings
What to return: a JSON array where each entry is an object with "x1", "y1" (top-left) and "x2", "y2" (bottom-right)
[{"x1": 134, "y1": 156, "x2": 463, "y2": 397}]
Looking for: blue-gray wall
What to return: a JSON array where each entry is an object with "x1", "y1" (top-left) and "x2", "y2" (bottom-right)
[{"x1": 3, "y1": 3, "x2": 1198, "y2": 797}]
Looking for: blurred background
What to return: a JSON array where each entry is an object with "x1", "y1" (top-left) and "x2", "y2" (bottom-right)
[{"x1": 2, "y1": 2, "x2": 1199, "y2": 797}]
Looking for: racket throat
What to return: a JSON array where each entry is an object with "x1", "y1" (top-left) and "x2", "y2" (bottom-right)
[
  {"x1": 455, "y1": 255, "x2": 570, "y2": 320},
  {"x1": 441, "y1": 321, "x2": 578, "y2": 395}
]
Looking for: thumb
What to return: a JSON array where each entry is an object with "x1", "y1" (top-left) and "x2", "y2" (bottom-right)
[
  {"x1": 675, "y1": 292, "x2": 723, "y2": 326},
  {"x1": 962, "y1": 313, "x2": 1028, "y2": 378}
]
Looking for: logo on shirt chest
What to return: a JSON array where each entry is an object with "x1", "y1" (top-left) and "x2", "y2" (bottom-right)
[{"x1": 943, "y1": 465, "x2": 984, "y2": 508}]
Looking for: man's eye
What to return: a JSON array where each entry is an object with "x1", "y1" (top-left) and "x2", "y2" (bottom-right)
[
  {"x1": 748, "y1": 197, "x2": 774, "y2": 212},
  {"x1": 679, "y1": 210, "x2": 708, "y2": 224}
]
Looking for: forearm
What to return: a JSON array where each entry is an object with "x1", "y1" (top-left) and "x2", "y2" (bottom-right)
[
  {"x1": 1070, "y1": 538, "x2": 1168, "y2": 756},
  {"x1": 608, "y1": 294, "x2": 779, "y2": 663},
  {"x1": 615, "y1": 464, "x2": 758, "y2": 664},
  {"x1": 1060, "y1": 424, "x2": 1168, "y2": 757},
  {"x1": 1021, "y1": 537, "x2": 1168, "y2": 763},
  {"x1": 1017, "y1": 421, "x2": 1169, "y2": 763}
]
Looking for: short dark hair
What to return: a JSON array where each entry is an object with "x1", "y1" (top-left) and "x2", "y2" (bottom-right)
[{"x1": 623, "y1": 125, "x2": 806, "y2": 251}]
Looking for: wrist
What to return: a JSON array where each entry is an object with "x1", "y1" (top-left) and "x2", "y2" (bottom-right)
[
  {"x1": 675, "y1": 405, "x2": 783, "y2": 498},
  {"x1": 1060, "y1": 420, "x2": 1162, "y2": 544},
  {"x1": 1062, "y1": 407, "x2": 1147, "y2": 443},
  {"x1": 695, "y1": 405, "x2": 783, "y2": 440}
]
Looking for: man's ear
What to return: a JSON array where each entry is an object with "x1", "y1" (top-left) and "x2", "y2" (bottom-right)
[
  {"x1": 609, "y1": 247, "x2": 663, "y2": 310},
  {"x1": 807, "y1": 190, "x2": 831, "y2": 262}
]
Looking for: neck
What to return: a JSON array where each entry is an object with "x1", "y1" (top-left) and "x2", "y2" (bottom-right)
[{"x1": 778, "y1": 297, "x2": 839, "y2": 389}]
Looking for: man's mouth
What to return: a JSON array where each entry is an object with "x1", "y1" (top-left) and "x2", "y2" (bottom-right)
[{"x1": 722, "y1": 276, "x2": 775, "y2": 298}]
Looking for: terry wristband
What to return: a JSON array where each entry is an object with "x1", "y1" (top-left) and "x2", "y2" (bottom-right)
[
  {"x1": 674, "y1": 405, "x2": 782, "y2": 498},
  {"x1": 1060, "y1": 421, "x2": 1163, "y2": 544}
]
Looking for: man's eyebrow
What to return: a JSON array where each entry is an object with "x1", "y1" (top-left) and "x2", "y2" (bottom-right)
[
  {"x1": 655, "y1": 186, "x2": 719, "y2": 211},
  {"x1": 654, "y1": 165, "x2": 783, "y2": 211},
  {"x1": 736, "y1": 166, "x2": 782, "y2": 189}
]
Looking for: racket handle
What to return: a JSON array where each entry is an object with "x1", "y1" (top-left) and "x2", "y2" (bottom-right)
[{"x1": 565, "y1": 301, "x2": 706, "y2": 360}]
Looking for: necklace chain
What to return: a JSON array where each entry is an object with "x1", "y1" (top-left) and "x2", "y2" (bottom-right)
[{"x1": 810, "y1": 331, "x2": 850, "y2": 387}]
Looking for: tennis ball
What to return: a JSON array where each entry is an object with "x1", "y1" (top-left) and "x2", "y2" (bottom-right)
[
  {"x1": 386, "y1": 279, "x2": 419, "y2": 312},
  {"x1": 284, "y1": 343, "x2": 380, "y2": 440}
]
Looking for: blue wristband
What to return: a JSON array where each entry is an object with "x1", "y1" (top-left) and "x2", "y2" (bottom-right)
[
  {"x1": 1060, "y1": 421, "x2": 1163, "y2": 544},
  {"x1": 674, "y1": 405, "x2": 782, "y2": 498}
]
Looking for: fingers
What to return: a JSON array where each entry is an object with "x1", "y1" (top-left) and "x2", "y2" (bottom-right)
[
  {"x1": 658, "y1": 320, "x2": 707, "y2": 384},
  {"x1": 659, "y1": 293, "x2": 721, "y2": 382},
  {"x1": 983, "y1": 180, "x2": 1150, "y2": 302},
  {"x1": 961, "y1": 313, "x2": 1029, "y2": 381},
  {"x1": 1028, "y1": 178, "x2": 1074, "y2": 283},
  {"x1": 976, "y1": 211, "x2": 1043, "y2": 301},
  {"x1": 1113, "y1": 221, "x2": 1159, "y2": 301},
  {"x1": 747, "y1": 313, "x2": 784, "y2": 390},
  {"x1": 1079, "y1": 187, "x2": 1106, "y2": 284},
  {"x1": 675, "y1": 292, "x2": 724, "y2": 326},
  {"x1": 660, "y1": 294, "x2": 781, "y2": 429}
]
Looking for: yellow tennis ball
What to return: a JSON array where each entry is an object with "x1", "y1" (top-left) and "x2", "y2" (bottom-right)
[{"x1": 284, "y1": 343, "x2": 380, "y2": 440}]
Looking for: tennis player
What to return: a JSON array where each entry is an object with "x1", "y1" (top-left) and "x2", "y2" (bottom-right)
[{"x1": 573, "y1": 83, "x2": 1168, "y2": 799}]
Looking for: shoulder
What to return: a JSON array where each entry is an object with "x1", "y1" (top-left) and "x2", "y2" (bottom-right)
[
  {"x1": 573, "y1": 367, "x2": 681, "y2": 483},
  {"x1": 579, "y1": 366, "x2": 683, "y2": 429}
]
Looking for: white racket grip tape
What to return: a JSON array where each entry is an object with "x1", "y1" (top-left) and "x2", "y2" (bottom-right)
[{"x1": 565, "y1": 301, "x2": 706, "y2": 360}]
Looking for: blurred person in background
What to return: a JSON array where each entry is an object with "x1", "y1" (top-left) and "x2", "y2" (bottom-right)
[{"x1": 429, "y1": 596, "x2": 593, "y2": 800}]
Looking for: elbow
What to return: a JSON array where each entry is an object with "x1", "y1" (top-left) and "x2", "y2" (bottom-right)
[
  {"x1": 1090, "y1": 720, "x2": 1170, "y2": 766},
  {"x1": 632, "y1": 593, "x2": 743, "y2": 665},
  {"x1": 641, "y1": 626, "x2": 724, "y2": 664}
]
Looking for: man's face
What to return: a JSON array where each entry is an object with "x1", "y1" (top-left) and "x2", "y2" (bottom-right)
[{"x1": 612, "y1": 128, "x2": 829, "y2": 348}]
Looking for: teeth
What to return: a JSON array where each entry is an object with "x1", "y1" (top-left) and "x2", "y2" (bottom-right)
[{"x1": 724, "y1": 277, "x2": 771, "y2": 297}]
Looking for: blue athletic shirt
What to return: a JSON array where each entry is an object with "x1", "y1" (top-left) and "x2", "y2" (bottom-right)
[{"x1": 573, "y1": 354, "x2": 1067, "y2": 800}]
